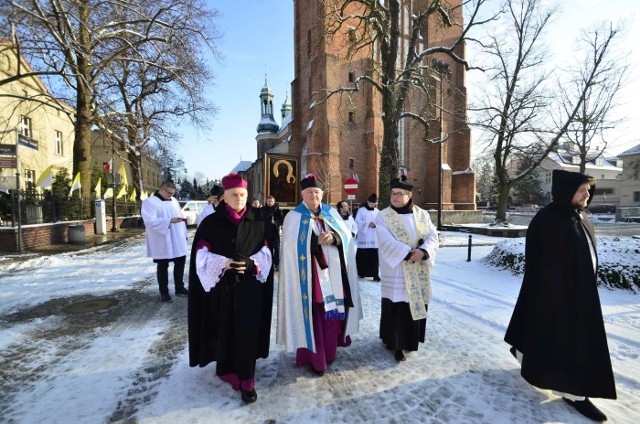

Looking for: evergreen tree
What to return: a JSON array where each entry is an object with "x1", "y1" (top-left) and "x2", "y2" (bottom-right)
[
  {"x1": 179, "y1": 177, "x2": 194, "y2": 200},
  {"x1": 512, "y1": 160, "x2": 545, "y2": 206}
]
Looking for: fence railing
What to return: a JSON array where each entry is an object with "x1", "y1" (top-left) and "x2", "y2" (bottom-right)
[{"x1": 0, "y1": 191, "x2": 141, "y2": 226}]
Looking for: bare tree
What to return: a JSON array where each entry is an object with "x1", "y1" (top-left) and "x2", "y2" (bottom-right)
[
  {"x1": 472, "y1": 152, "x2": 497, "y2": 206},
  {"x1": 98, "y1": 8, "x2": 219, "y2": 199},
  {"x1": 5, "y1": 0, "x2": 220, "y2": 201},
  {"x1": 558, "y1": 23, "x2": 628, "y2": 174},
  {"x1": 319, "y1": 0, "x2": 496, "y2": 201},
  {"x1": 470, "y1": 0, "x2": 621, "y2": 222},
  {"x1": 0, "y1": 11, "x2": 66, "y2": 88},
  {"x1": 310, "y1": 151, "x2": 341, "y2": 205}
]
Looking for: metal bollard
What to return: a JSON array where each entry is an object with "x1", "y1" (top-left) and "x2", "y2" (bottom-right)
[{"x1": 467, "y1": 234, "x2": 472, "y2": 262}]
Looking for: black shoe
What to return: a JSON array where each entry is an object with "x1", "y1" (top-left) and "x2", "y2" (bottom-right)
[
  {"x1": 373, "y1": 276, "x2": 381, "y2": 282},
  {"x1": 311, "y1": 366, "x2": 325, "y2": 376},
  {"x1": 394, "y1": 350, "x2": 406, "y2": 362},
  {"x1": 160, "y1": 293, "x2": 173, "y2": 303},
  {"x1": 564, "y1": 398, "x2": 607, "y2": 422},
  {"x1": 175, "y1": 287, "x2": 189, "y2": 296},
  {"x1": 240, "y1": 389, "x2": 257, "y2": 403}
]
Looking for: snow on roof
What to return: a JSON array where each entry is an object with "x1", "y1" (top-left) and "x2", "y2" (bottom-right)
[
  {"x1": 548, "y1": 151, "x2": 622, "y2": 171},
  {"x1": 230, "y1": 160, "x2": 253, "y2": 173},
  {"x1": 280, "y1": 111, "x2": 292, "y2": 130},
  {"x1": 619, "y1": 143, "x2": 640, "y2": 157}
]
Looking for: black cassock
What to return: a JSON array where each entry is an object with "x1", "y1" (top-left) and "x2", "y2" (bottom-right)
[
  {"x1": 505, "y1": 172, "x2": 616, "y2": 399},
  {"x1": 188, "y1": 202, "x2": 273, "y2": 380}
]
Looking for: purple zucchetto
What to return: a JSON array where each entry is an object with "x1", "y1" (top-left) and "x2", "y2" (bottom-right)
[
  {"x1": 222, "y1": 173, "x2": 248, "y2": 190},
  {"x1": 300, "y1": 173, "x2": 324, "y2": 191}
]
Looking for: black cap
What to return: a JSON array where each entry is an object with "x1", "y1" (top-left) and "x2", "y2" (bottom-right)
[
  {"x1": 301, "y1": 173, "x2": 324, "y2": 190},
  {"x1": 210, "y1": 185, "x2": 224, "y2": 197},
  {"x1": 390, "y1": 175, "x2": 413, "y2": 191}
]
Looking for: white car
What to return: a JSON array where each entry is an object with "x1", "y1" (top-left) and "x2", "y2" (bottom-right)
[{"x1": 178, "y1": 200, "x2": 208, "y2": 226}]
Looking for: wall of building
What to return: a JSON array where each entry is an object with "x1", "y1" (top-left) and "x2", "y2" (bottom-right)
[
  {"x1": 619, "y1": 152, "x2": 640, "y2": 207},
  {"x1": 0, "y1": 43, "x2": 76, "y2": 191},
  {"x1": 291, "y1": 0, "x2": 474, "y2": 209},
  {"x1": 90, "y1": 129, "x2": 162, "y2": 197}
]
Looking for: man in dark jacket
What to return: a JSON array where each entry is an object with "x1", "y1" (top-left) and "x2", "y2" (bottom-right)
[
  {"x1": 188, "y1": 173, "x2": 273, "y2": 404},
  {"x1": 505, "y1": 170, "x2": 616, "y2": 422},
  {"x1": 261, "y1": 195, "x2": 282, "y2": 270}
]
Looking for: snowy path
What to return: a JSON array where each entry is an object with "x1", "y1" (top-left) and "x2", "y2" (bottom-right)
[{"x1": 0, "y1": 236, "x2": 639, "y2": 423}]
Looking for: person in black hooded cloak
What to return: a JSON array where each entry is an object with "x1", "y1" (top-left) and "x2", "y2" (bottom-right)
[{"x1": 505, "y1": 169, "x2": 616, "y2": 422}]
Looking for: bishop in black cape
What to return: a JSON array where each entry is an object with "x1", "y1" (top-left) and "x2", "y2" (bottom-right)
[
  {"x1": 504, "y1": 170, "x2": 616, "y2": 400},
  {"x1": 188, "y1": 200, "x2": 273, "y2": 386}
]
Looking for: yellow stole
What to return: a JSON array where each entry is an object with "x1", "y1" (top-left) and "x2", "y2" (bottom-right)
[{"x1": 380, "y1": 206, "x2": 431, "y2": 320}]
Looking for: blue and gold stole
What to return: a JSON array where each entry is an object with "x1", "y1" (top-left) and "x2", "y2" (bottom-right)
[{"x1": 295, "y1": 202, "x2": 350, "y2": 350}]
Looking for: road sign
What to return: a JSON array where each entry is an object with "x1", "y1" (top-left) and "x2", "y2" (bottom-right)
[
  {"x1": 344, "y1": 178, "x2": 358, "y2": 195},
  {"x1": 0, "y1": 144, "x2": 17, "y2": 155},
  {"x1": 0, "y1": 156, "x2": 17, "y2": 168}
]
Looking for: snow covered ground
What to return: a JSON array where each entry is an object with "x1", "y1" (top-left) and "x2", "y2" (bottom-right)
[{"x1": 0, "y1": 231, "x2": 638, "y2": 423}]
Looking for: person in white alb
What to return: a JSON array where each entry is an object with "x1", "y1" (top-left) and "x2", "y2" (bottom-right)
[
  {"x1": 277, "y1": 174, "x2": 362, "y2": 376},
  {"x1": 375, "y1": 175, "x2": 438, "y2": 362},
  {"x1": 141, "y1": 181, "x2": 189, "y2": 302},
  {"x1": 355, "y1": 193, "x2": 380, "y2": 281}
]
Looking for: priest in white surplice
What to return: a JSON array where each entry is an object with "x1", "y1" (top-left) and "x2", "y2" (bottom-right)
[
  {"x1": 141, "y1": 181, "x2": 189, "y2": 303},
  {"x1": 375, "y1": 175, "x2": 439, "y2": 362},
  {"x1": 277, "y1": 174, "x2": 362, "y2": 376}
]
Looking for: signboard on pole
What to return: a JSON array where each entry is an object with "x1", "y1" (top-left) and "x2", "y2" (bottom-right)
[
  {"x1": 0, "y1": 144, "x2": 17, "y2": 155},
  {"x1": 0, "y1": 156, "x2": 17, "y2": 168},
  {"x1": 344, "y1": 178, "x2": 358, "y2": 195},
  {"x1": 18, "y1": 134, "x2": 39, "y2": 150}
]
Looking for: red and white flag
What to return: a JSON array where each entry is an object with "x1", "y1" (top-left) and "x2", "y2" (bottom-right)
[{"x1": 103, "y1": 159, "x2": 113, "y2": 174}]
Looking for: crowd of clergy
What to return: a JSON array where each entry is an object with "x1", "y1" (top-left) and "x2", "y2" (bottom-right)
[{"x1": 141, "y1": 168, "x2": 615, "y2": 423}]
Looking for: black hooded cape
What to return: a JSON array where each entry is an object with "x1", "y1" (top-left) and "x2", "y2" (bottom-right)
[
  {"x1": 188, "y1": 201, "x2": 273, "y2": 379},
  {"x1": 504, "y1": 170, "x2": 616, "y2": 399}
]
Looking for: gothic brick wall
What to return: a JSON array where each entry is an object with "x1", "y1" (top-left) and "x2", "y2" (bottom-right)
[{"x1": 292, "y1": 0, "x2": 475, "y2": 210}]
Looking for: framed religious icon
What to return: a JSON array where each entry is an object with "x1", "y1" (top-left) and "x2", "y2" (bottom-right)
[{"x1": 265, "y1": 154, "x2": 299, "y2": 208}]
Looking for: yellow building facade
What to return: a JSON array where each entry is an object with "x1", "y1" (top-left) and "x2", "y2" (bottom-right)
[{"x1": 0, "y1": 42, "x2": 76, "y2": 191}]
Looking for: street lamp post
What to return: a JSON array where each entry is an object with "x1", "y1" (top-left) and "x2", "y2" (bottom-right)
[
  {"x1": 431, "y1": 59, "x2": 450, "y2": 231},
  {"x1": 14, "y1": 130, "x2": 23, "y2": 253},
  {"x1": 1, "y1": 128, "x2": 22, "y2": 253},
  {"x1": 110, "y1": 140, "x2": 118, "y2": 232}
]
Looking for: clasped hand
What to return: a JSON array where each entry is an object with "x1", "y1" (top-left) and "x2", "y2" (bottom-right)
[
  {"x1": 224, "y1": 259, "x2": 247, "y2": 274},
  {"x1": 407, "y1": 248, "x2": 425, "y2": 263}
]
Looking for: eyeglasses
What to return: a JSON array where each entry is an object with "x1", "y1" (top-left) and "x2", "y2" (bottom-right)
[
  {"x1": 162, "y1": 188, "x2": 176, "y2": 196},
  {"x1": 390, "y1": 191, "x2": 408, "y2": 197}
]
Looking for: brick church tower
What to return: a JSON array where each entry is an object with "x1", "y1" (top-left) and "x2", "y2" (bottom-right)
[{"x1": 289, "y1": 0, "x2": 475, "y2": 210}]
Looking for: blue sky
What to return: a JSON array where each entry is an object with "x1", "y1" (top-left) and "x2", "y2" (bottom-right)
[
  {"x1": 178, "y1": 0, "x2": 639, "y2": 182},
  {"x1": 177, "y1": 0, "x2": 294, "y2": 182}
]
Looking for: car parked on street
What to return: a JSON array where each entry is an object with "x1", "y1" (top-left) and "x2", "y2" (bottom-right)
[
  {"x1": 178, "y1": 200, "x2": 208, "y2": 226},
  {"x1": 588, "y1": 204, "x2": 616, "y2": 214}
]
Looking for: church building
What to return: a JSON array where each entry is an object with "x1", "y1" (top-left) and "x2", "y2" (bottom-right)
[{"x1": 242, "y1": 0, "x2": 475, "y2": 212}]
